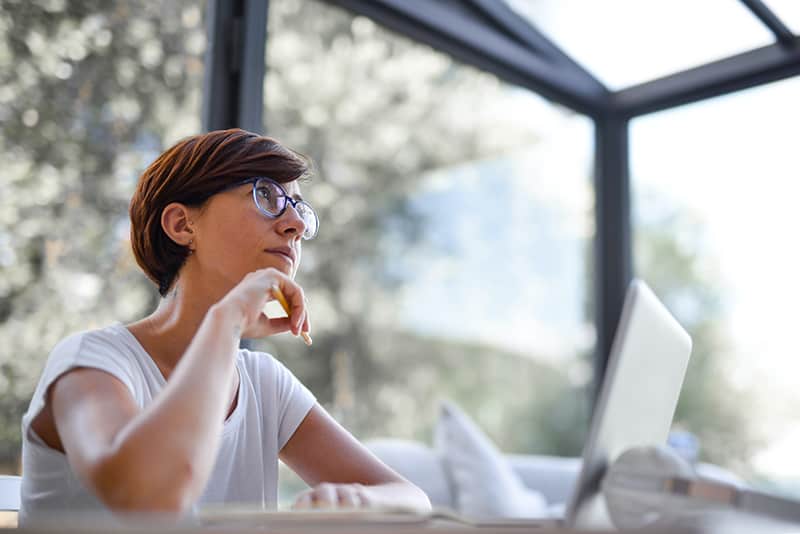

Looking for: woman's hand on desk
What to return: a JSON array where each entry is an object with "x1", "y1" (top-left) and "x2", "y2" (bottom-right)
[
  {"x1": 291, "y1": 480, "x2": 431, "y2": 512},
  {"x1": 280, "y1": 406, "x2": 432, "y2": 513},
  {"x1": 292, "y1": 482, "x2": 373, "y2": 509}
]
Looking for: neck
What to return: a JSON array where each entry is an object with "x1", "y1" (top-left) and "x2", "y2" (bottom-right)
[{"x1": 128, "y1": 272, "x2": 232, "y2": 373}]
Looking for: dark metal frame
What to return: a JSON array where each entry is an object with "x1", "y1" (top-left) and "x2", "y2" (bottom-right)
[
  {"x1": 202, "y1": 0, "x2": 268, "y2": 133},
  {"x1": 203, "y1": 0, "x2": 800, "y2": 405}
]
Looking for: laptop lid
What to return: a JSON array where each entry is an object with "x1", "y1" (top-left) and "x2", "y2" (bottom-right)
[{"x1": 564, "y1": 279, "x2": 693, "y2": 530}]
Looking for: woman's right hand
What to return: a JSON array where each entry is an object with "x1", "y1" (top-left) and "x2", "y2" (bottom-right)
[{"x1": 215, "y1": 267, "x2": 309, "y2": 340}]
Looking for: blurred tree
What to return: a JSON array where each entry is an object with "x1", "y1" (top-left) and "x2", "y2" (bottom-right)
[
  {"x1": 0, "y1": 0, "x2": 206, "y2": 472},
  {"x1": 256, "y1": 0, "x2": 551, "y2": 436},
  {"x1": 0, "y1": 0, "x2": 552, "y2": 472},
  {"x1": 634, "y1": 189, "x2": 764, "y2": 471}
]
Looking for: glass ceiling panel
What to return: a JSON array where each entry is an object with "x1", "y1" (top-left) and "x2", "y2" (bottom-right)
[
  {"x1": 762, "y1": 0, "x2": 800, "y2": 35},
  {"x1": 504, "y1": 0, "x2": 776, "y2": 90}
]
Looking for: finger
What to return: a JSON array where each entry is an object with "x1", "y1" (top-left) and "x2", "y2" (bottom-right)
[
  {"x1": 299, "y1": 299, "x2": 312, "y2": 346},
  {"x1": 266, "y1": 317, "x2": 293, "y2": 333},
  {"x1": 296, "y1": 308, "x2": 308, "y2": 338},
  {"x1": 284, "y1": 284, "x2": 306, "y2": 335},
  {"x1": 354, "y1": 485, "x2": 372, "y2": 508},
  {"x1": 336, "y1": 485, "x2": 360, "y2": 509},
  {"x1": 313, "y1": 483, "x2": 337, "y2": 509},
  {"x1": 293, "y1": 297, "x2": 305, "y2": 336},
  {"x1": 301, "y1": 304, "x2": 311, "y2": 334},
  {"x1": 271, "y1": 282, "x2": 305, "y2": 336},
  {"x1": 245, "y1": 316, "x2": 294, "y2": 340},
  {"x1": 293, "y1": 491, "x2": 313, "y2": 510}
]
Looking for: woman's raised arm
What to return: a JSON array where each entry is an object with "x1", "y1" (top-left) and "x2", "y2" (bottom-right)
[
  {"x1": 44, "y1": 267, "x2": 307, "y2": 513},
  {"x1": 48, "y1": 303, "x2": 240, "y2": 512}
]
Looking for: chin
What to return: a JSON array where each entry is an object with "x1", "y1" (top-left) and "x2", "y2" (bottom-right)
[{"x1": 261, "y1": 259, "x2": 293, "y2": 276}]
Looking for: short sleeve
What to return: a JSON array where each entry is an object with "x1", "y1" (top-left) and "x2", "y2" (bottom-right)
[
  {"x1": 265, "y1": 355, "x2": 317, "y2": 450},
  {"x1": 21, "y1": 329, "x2": 137, "y2": 443}
]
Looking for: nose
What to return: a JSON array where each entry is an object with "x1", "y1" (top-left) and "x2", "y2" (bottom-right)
[{"x1": 275, "y1": 201, "x2": 308, "y2": 238}]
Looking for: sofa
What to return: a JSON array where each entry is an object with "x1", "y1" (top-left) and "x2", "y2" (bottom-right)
[
  {"x1": 364, "y1": 400, "x2": 744, "y2": 519},
  {"x1": 366, "y1": 437, "x2": 579, "y2": 514}
]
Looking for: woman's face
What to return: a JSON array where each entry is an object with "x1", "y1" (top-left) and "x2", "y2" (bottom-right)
[{"x1": 190, "y1": 180, "x2": 307, "y2": 288}]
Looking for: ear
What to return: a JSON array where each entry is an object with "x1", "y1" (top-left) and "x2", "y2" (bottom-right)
[{"x1": 161, "y1": 202, "x2": 197, "y2": 248}]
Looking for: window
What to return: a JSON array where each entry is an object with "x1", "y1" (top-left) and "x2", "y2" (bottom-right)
[
  {"x1": 632, "y1": 77, "x2": 800, "y2": 494},
  {"x1": 763, "y1": 0, "x2": 800, "y2": 35},
  {"x1": 261, "y1": 1, "x2": 595, "y2": 503},
  {"x1": 505, "y1": 0, "x2": 774, "y2": 90}
]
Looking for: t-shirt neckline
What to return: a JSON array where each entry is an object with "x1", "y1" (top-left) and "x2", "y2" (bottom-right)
[{"x1": 111, "y1": 322, "x2": 244, "y2": 429}]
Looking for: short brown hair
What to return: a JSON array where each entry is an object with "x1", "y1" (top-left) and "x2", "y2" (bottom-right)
[{"x1": 129, "y1": 128, "x2": 310, "y2": 297}]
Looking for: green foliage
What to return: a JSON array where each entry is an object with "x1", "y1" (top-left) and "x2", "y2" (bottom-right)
[
  {"x1": 259, "y1": 327, "x2": 589, "y2": 457},
  {"x1": 0, "y1": 0, "x2": 206, "y2": 470},
  {"x1": 259, "y1": 0, "x2": 578, "y2": 455},
  {"x1": 634, "y1": 190, "x2": 764, "y2": 471}
]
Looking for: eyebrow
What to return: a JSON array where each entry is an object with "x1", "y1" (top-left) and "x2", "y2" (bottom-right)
[{"x1": 245, "y1": 178, "x2": 304, "y2": 202}]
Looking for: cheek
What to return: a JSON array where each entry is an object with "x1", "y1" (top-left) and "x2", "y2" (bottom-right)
[
  {"x1": 217, "y1": 217, "x2": 248, "y2": 244},
  {"x1": 205, "y1": 212, "x2": 258, "y2": 260}
]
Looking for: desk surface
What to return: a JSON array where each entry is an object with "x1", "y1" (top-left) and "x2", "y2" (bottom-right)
[{"x1": 9, "y1": 509, "x2": 800, "y2": 534}]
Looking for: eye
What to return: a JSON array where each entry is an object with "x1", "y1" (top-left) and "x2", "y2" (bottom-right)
[
  {"x1": 255, "y1": 182, "x2": 287, "y2": 213},
  {"x1": 255, "y1": 185, "x2": 271, "y2": 198}
]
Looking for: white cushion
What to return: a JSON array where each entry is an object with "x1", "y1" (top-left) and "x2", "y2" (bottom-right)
[
  {"x1": 507, "y1": 454, "x2": 581, "y2": 505},
  {"x1": 0, "y1": 476, "x2": 20, "y2": 511},
  {"x1": 434, "y1": 400, "x2": 548, "y2": 518}
]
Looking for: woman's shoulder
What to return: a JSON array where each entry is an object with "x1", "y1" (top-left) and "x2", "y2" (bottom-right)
[
  {"x1": 236, "y1": 347, "x2": 280, "y2": 374},
  {"x1": 50, "y1": 322, "x2": 133, "y2": 358},
  {"x1": 26, "y1": 324, "x2": 142, "y2": 425},
  {"x1": 42, "y1": 323, "x2": 144, "y2": 387},
  {"x1": 236, "y1": 348, "x2": 302, "y2": 386},
  {"x1": 236, "y1": 347, "x2": 316, "y2": 417}
]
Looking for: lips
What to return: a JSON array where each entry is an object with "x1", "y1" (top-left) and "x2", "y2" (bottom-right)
[{"x1": 264, "y1": 246, "x2": 296, "y2": 265}]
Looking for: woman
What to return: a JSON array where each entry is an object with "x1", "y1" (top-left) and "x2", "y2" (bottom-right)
[{"x1": 19, "y1": 129, "x2": 430, "y2": 521}]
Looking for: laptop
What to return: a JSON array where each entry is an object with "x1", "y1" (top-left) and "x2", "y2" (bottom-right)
[
  {"x1": 564, "y1": 278, "x2": 692, "y2": 529},
  {"x1": 199, "y1": 279, "x2": 692, "y2": 530}
]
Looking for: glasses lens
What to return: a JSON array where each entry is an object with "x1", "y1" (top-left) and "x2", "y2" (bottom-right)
[
  {"x1": 254, "y1": 180, "x2": 285, "y2": 215},
  {"x1": 296, "y1": 201, "x2": 319, "y2": 240}
]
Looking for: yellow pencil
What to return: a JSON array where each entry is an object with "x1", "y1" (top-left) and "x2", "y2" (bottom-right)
[{"x1": 271, "y1": 285, "x2": 313, "y2": 346}]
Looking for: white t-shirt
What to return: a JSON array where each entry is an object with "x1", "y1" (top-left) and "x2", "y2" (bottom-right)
[{"x1": 18, "y1": 322, "x2": 317, "y2": 524}]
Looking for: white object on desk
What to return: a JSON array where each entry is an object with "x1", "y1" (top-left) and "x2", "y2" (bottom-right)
[{"x1": 0, "y1": 475, "x2": 21, "y2": 511}]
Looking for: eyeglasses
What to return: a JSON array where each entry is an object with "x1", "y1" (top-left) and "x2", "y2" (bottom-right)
[{"x1": 226, "y1": 177, "x2": 319, "y2": 240}]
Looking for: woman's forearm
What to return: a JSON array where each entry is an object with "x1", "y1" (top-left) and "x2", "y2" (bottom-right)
[{"x1": 93, "y1": 304, "x2": 241, "y2": 511}]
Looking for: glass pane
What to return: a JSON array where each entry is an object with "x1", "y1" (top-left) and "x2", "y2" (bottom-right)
[
  {"x1": 631, "y1": 77, "x2": 800, "y2": 494},
  {"x1": 0, "y1": 1, "x2": 205, "y2": 478},
  {"x1": 505, "y1": 0, "x2": 775, "y2": 90},
  {"x1": 263, "y1": 0, "x2": 595, "y2": 508},
  {"x1": 763, "y1": 0, "x2": 800, "y2": 35}
]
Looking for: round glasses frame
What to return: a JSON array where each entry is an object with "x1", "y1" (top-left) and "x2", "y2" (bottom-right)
[{"x1": 224, "y1": 177, "x2": 319, "y2": 240}]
